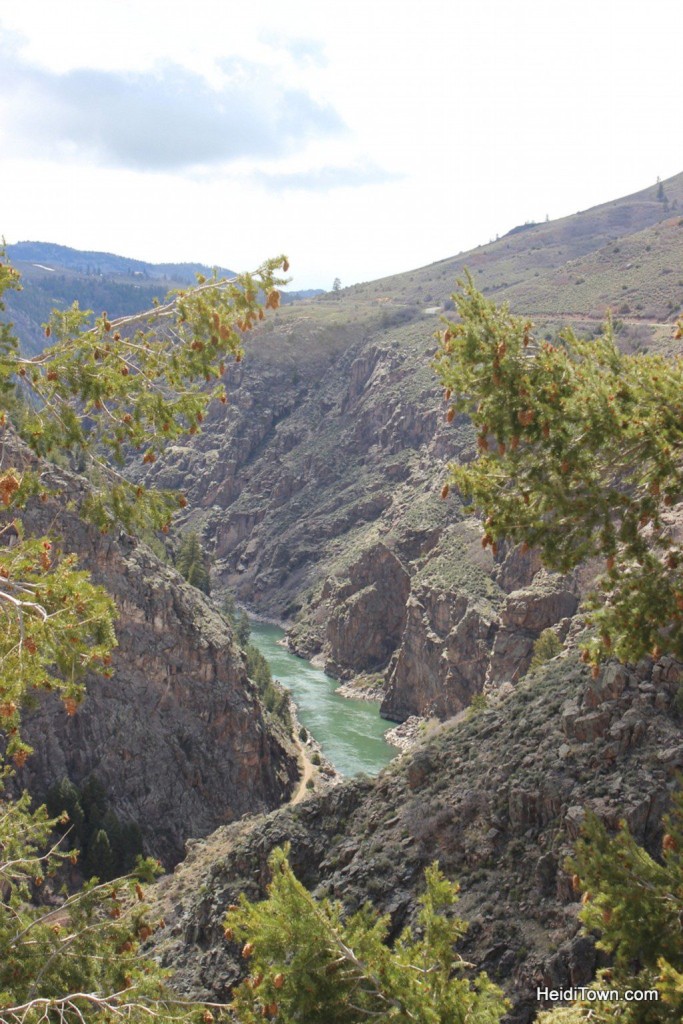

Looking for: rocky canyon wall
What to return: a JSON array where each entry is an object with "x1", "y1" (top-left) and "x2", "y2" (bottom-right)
[
  {"x1": 142, "y1": 309, "x2": 584, "y2": 726},
  {"x1": 4, "y1": 439, "x2": 298, "y2": 865}
]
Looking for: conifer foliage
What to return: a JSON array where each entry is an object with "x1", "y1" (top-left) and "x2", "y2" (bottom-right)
[
  {"x1": 0, "y1": 775, "x2": 199, "y2": 1024},
  {"x1": 0, "y1": 250, "x2": 288, "y2": 1023},
  {"x1": 539, "y1": 790, "x2": 683, "y2": 1022},
  {"x1": 226, "y1": 845, "x2": 508, "y2": 1023},
  {"x1": 0, "y1": 251, "x2": 287, "y2": 749},
  {"x1": 434, "y1": 277, "x2": 683, "y2": 670},
  {"x1": 45, "y1": 775, "x2": 144, "y2": 880},
  {"x1": 176, "y1": 530, "x2": 211, "y2": 594}
]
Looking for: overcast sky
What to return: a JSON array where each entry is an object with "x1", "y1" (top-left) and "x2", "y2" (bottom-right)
[{"x1": 1, "y1": 0, "x2": 681, "y2": 290}]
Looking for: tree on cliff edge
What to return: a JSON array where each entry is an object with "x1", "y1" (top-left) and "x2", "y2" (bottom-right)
[
  {"x1": 0, "y1": 250, "x2": 288, "y2": 1023},
  {"x1": 435, "y1": 278, "x2": 683, "y2": 1019},
  {"x1": 176, "y1": 530, "x2": 211, "y2": 594},
  {"x1": 434, "y1": 276, "x2": 683, "y2": 670},
  {"x1": 537, "y1": 790, "x2": 683, "y2": 1022}
]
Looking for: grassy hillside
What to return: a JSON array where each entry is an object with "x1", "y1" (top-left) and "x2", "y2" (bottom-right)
[{"x1": 341, "y1": 170, "x2": 683, "y2": 310}]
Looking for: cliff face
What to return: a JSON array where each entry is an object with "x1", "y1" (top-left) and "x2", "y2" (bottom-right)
[
  {"x1": 31, "y1": 173, "x2": 677, "y2": 1015},
  {"x1": 149, "y1": 650, "x2": 683, "y2": 1019},
  {"x1": 143, "y1": 317, "x2": 448, "y2": 629},
  {"x1": 379, "y1": 551, "x2": 579, "y2": 721},
  {"x1": 321, "y1": 542, "x2": 411, "y2": 678},
  {"x1": 380, "y1": 584, "x2": 498, "y2": 721},
  {"x1": 5, "y1": 442, "x2": 298, "y2": 865},
  {"x1": 10, "y1": 175, "x2": 677, "y2": 1013},
  {"x1": 137, "y1": 298, "x2": 585, "y2": 727},
  {"x1": 141, "y1": 311, "x2": 560, "y2": 723}
]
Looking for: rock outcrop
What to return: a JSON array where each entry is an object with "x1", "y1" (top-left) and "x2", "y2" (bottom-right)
[
  {"x1": 4, "y1": 440, "x2": 298, "y2": 865},
  {"x1": 128, "y1": 173, "x2": 683, "y2": 730},
  {"x1": 485, "y1": 571, "x2": 579, "y2": 686},
  {"x1": 316, "y1": 542, "x2": 410, "y2": 678},
  {"x1": 5, "y1": 173, "x2": 680, "y2": 1015},
  {"x1": 380, "y1": 584, "x2": 498, "y2": 721}
]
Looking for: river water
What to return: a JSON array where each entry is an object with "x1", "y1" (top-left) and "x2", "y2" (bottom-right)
[{"x1": 249, "y1": 622, "x2": 395, "y2": 778}]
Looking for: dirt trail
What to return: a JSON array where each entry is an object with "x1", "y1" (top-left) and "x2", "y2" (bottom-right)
[
  {"x1": 531, "y1": 311, "x2": 673, "y2": 328},
  {"x1": 291, "y1": 736, "x2": 315, "y2": 805}
]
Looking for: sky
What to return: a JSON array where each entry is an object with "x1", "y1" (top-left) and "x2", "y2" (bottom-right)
[{"x1": 1, "y1": 0, "x2": 681, "y2": 291}]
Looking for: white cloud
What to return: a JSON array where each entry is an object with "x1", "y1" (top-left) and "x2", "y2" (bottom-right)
[{"x1": 0, "y1": 47, "x2": 345, "y2": 171}]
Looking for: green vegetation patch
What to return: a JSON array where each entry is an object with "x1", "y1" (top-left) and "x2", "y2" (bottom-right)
[{"x1": 415, "y1": 525, "x2": 504, "y2": 611}]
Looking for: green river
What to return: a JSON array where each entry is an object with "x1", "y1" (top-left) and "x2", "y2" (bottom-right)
[{"x1": 249, "y1": 622, "x2": 396, "y2": 778}]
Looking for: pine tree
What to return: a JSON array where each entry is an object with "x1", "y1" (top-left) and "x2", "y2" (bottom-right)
[
  {"x1": 0, "y1": 248, "x2": 288, "y2": 1023},
  {"x1": 176, "y1": 530, "x2": 211, "y2": 594},
  {"x1": 226, "y1": 845, "x2": 508, "y2": 1024},
  {"x1": 222, "y1": 590, "x2": 238, "y2": 624},
  {"x1": 539, "y1": 790, "x2": 683, "y2": 1022},
  {"x1": 46, "y1": 777, "x2": 85, "y2": 840},
  {"x1": 245, "y1": 645, "x2": 290, "y2": 724},
  {"x1": 246, "y1": 645, "x2": 272, "y2": 690},
  {"x1": 102, "y1": 808, "x2": 124, "y2": 874},
  {"x1": 236, "y1": 609, "x2": 251, "y2": 648},
  {"x1": 434, "y1": 276, "x2": 683, "y2": 670},
  {"x1": 84, "y1": 828, "x2": 114, "y2": 880},
  {"x1": 81, "y1": 775, "x2": 108, "y2": 832},
  {"x1": 529, "y1": 628, "x2": 563, "y2": 672},
  {"x1": 119, "y1": 820, "x2": 145, "y2": 873}
]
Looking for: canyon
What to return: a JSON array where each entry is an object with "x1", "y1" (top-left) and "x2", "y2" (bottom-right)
[
  {"x1": 4, "y1": 170, "x2": 683, "y2": 1017},
  {"x1": 142, "y1": 171, "x2": 683, "y2": 1018}
]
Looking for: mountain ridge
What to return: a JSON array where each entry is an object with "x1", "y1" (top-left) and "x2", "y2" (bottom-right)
[
  {"x1": 6, "y1": 239, "x2": 237, "y2": 282},
  {"x1": 3, "y1": 240, "x2": 322, "y2": 355}
]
